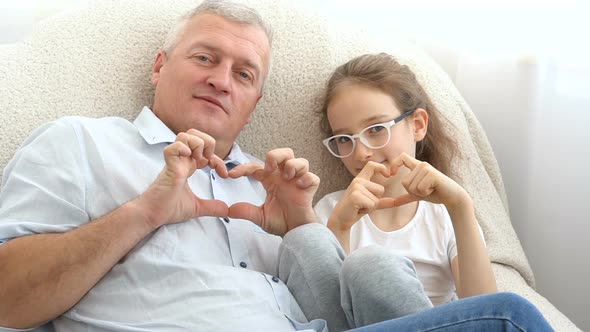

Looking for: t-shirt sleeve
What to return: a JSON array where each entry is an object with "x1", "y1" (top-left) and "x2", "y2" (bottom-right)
[
  {"x1": 0, "y1": 119, "x2": 90, "y2": 245},
  {"x1": 313, "y1": 194, "x2": 339, "y2": 226}
]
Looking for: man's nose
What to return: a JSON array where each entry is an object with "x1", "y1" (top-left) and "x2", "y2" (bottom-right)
[{"x1": 206, "y1": 64, "x2": 232, "y2": 93}]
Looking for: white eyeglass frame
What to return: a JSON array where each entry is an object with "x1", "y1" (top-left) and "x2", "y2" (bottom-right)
[{"x1": 322, "y1": 109, "x2": 416, "y2": 158}]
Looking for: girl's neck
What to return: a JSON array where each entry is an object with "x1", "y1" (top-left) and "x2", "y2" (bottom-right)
[{"x1": 369, "y1": 179, "x2": 419, "y2": 232}]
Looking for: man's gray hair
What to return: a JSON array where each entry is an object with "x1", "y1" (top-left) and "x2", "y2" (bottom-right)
[{"x1": 162, "y1": 0, "x2": 273, "y2": 53}]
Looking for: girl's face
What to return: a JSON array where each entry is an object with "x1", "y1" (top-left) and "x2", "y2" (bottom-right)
[{"x1": 326, "y1": 83, "x2": 427, "y2": 178}]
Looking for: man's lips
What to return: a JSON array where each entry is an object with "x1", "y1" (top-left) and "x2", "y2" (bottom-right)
[{"x1": 195, "y1": 95, "x2": 226, "y2": 113}]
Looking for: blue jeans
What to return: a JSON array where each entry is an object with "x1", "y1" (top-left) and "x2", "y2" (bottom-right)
[{"x1": 349, "y1": 292, "x2": 554, "y2": 332}]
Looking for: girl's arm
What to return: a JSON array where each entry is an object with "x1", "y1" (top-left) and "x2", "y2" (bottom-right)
[
  {"x1": 326, "y1": 161, "x2": 395, "y2": 254},
  {"x1": 389, "y1": 153, "x2": 497, "y2": 297},
  {"x1": 447, "y1": 192, "x2": 497, "y2": 298}
]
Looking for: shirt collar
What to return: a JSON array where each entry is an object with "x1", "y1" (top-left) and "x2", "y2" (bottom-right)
[
  {"x1": 134, "y1": 106, "x2": 252, "y2": 166},
  {"x1": 134, "y1": 106, "x2": 176, "y2": 145},
  {"x1": 224, "y1": 143, "x2": 253, "y2": 167}
]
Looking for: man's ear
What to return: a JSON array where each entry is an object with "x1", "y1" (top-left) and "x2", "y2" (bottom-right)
[
  {"x1": 412, "y1": 108, "x2": 429, "y2": 142},
  {"x1": 151, "y1": 51, "x2": 167, "y2": 86},
  {"x1": 246, "y1": 93, "x2": 264, "y2": 124}
]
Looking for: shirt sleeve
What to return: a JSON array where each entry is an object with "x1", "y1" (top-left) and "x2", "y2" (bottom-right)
[{"x1": 0, "y1": 119, "x2": 90, "y2": 245}]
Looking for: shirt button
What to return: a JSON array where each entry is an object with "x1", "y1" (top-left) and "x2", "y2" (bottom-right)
[
  {"x1": 272, "y1": 276, "x2": 280, "y2": 283},
  {"x1": 211, "y1": 173, "x2": 216, "y2": 180},
  {"x1": 239, "y1": 262, "x2": 247, "y2": 268},
  {"x1": 223, "y1": 217, "x2": 230, "y2": 223}
]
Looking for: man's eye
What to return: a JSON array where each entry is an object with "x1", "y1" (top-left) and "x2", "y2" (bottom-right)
[
  {"x1": 196, "y1": 55, "x2": 210, "y2": 62},
  {"x1": 239, "y1": 71, "x2": 251, "y2": 80}
]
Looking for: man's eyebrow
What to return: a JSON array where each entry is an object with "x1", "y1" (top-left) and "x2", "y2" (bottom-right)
[{"x1": 189, "y1": 42, "x2": 263, "y2": 76}]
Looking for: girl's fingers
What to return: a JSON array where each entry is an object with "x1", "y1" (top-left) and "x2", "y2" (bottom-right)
[
  {"x1": 389, "y1": 152, "x2": 421, "y2": 176},
  {"x1": 404, "y1": 163, "x2": 429, "y2": 195},
  {"x1": 377, "y1": 197, "x2": 397, "y2": 209},
  {"x1": 358, "y1": 161, "x2": 390, "y2": 180},
  {"x1": 415, "y1": 172, "x2": 437, "y2": 197},
  {"x1": 392, "y1": 193, "x2": 422, "y2": 207},
  {"x1": 350, "y1": 178, "x2": 385, "y2": 199}
]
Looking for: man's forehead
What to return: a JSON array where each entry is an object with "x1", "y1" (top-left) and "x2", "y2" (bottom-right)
[{"x1": 184, "y1": 14, "x2": 270, "y2": 70}]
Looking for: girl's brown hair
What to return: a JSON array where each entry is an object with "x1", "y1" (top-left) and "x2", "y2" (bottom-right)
[{"x1": 319, "y1": 53, "x2": 457, "y2": 176}]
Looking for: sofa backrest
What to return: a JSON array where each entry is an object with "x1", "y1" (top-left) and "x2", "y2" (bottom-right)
[{"x1": 0, "y1": 0, "x2": 534, "y2": 284}]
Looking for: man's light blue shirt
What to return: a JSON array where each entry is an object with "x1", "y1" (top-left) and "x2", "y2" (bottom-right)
[{"x1": 0, "y1": 107, "x2": 326, "y2": 332}]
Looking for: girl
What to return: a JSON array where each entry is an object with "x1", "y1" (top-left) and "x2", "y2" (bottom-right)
[{"x1": 314, "y1": 53, "x2": 497, "y2": 307}]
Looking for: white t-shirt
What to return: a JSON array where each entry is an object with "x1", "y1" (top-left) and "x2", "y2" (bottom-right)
[{"x1": 315, "y1": 190, "x2": 483, "y2": 306}]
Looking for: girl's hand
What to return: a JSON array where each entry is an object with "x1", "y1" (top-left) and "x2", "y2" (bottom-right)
[
  {"x1": 389, "y1": 153, "x2": 469, "y2": 211},
  {"x1": 328, "y1": 161, "x2": 396, "y2": 232}
]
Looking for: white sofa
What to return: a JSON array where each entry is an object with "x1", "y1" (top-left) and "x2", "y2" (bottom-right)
[{"x1": 0, "y1": 0, "x2": 580, "y2": 330}]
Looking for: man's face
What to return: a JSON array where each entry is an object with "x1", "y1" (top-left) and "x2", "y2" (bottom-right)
[{"x1": 151, "y1": 13, "x2": 270, "y2": 157}]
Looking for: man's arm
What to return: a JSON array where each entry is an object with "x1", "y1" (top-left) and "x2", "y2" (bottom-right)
[
  {"x1": 0, "y1": 199, "x2": 156, "y2": 328},
  {"x1": 0, "y1": 130, "x2": 229, "y2": 329}
]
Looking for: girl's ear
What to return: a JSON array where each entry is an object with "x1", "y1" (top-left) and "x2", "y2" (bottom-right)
[{"x1": 412, "y1": 108, "x2": 429, "y2": 142}]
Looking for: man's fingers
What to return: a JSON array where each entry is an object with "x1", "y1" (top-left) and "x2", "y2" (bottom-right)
[
  {"x1": 229, "y1": 163, "x2": 267, "y2": 181},
  {"x1": 209, "y1": 155, "x2": 229, "y2": 178},
  {"x1": 164, "y1": 141, "x2": 192, "y2": 159},
  {"x1": 228, "y1": 202, "x2": 263, "y2": 227},
  {"x1": 186, "y1": 128, "x2": 216, "y2": 160},
  {"x1": 264, "y1": 148, "x2": 295, "y2": 172},
  {"x1": 283, "y1": 158, "x2": 309, "y2": 181},
  {"x1": 196, "y1": 198, "x2": 229, "y2": 218},
  {"x1": 296, "y1": 172, "x2": 320, "y2": 190}
]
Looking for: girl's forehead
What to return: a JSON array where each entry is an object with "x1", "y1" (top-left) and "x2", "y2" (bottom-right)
[{"x1": 327, "y1": 84, "x2": 402, "y2": 130}]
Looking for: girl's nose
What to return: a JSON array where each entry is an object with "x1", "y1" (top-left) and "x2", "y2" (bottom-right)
[{"x1": 352, "y1": 138, "x2": 373, "y2": 161}]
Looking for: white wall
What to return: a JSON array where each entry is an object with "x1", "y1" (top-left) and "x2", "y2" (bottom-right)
[{"x1": 450, "y1": 55, "x2": 590, "y2": 331}]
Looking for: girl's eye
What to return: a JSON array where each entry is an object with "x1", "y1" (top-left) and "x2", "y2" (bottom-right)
[
  {"x1": 336, "y1": 136, "x2": 352, "y2": 144},
  {"x1": 367, "y1": 125, "x2": 386, "y2": 134}
]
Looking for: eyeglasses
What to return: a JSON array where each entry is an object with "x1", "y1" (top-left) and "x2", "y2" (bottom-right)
[{"x1": 322, "y1": 109, "x2": 416, "y2": 158}]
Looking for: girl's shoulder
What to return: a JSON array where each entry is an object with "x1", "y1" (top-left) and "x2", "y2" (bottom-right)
[
  {"x1": 315, "y1": 190, "x2": 346, "y2": 207},
  {"x1": 418, "y1": 201, "x2": 454, "y2": 231},
  {"x1": 313, "y1": 190, "x2": 347, "y2": 225}
]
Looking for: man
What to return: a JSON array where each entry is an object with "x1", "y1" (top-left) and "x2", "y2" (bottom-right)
[{"x1": 0, "y1": 1, "x2": 553, "y2": 331}]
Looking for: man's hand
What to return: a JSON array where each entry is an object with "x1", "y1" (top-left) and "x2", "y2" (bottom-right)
[
  {"x1": 227, "y1": 148, "x2": 320, "y2": 236},
  {"x1": 138, "y1": 129, "x2": 230, "y2": 229}
]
